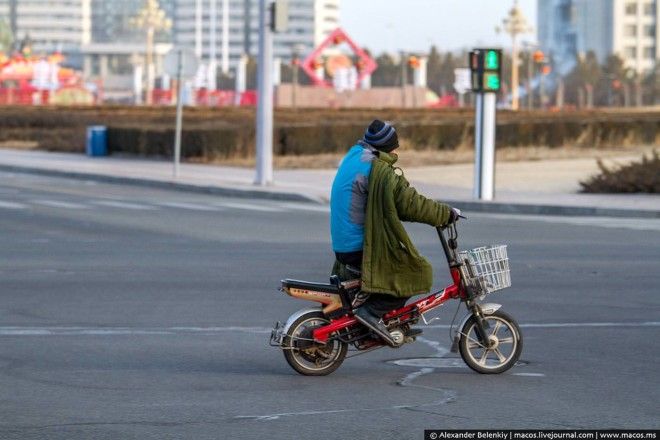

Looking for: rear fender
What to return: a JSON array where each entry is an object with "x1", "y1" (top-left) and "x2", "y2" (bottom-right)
[{"x1": 281, "y1": 307, "x2": 323, "y2": 335}]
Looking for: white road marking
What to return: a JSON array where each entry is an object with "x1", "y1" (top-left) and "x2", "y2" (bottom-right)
[
  {"x1": 475, "y1": 213, "x2": 660, "y2": 232},
  {"x1": 213, "y1": 201, "x2": 284, "y2": 212},
  {"x1": 0, "y1": 326, "x2": 271, "y2": 336},
  {"x1": 513, "y1": 373, "x2": 546, "y2": 377},
  {"x1": 424, "y1": 321, "x2": 660, "y2": 330},
  {"x1": 0, "y1": 200, "x2": 27, "y2": 210},
  {"x1": 156, "y1": 201, "x2": 222, "y2": 212},
  {"x1": 520, "y1": 321, "x2": 660, "y2": 329},
  {"x1": 279, "y1": 202, "x2": 330, "y2": 213},
  {"x1": 91, "y1": 200, "x2": 156, "y2": 210},
  {"x1": 32, "y1": 200, "x2": 88, "y2": 209}
]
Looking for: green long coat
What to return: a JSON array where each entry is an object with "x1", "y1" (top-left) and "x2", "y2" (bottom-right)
[{"x1": 334, "y1": 152, "x2": 452, "y2": 298}]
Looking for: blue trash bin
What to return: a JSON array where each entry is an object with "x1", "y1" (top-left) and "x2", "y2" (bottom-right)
[{"x1": 86, "y1": 126, "x2": 107, "y2": 157}]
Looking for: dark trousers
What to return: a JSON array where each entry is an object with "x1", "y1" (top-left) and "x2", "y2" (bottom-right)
[{"x1": 335, "y1": 251, "x2": 408, "y2": 318}]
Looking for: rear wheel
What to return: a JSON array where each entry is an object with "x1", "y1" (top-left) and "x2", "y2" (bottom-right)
[
  {"x1": 459, "y1": 310, "x2": 522, "y2": 374},
  {"x1": 282, "y1": 311, "x2": 348, "y2": 376}
]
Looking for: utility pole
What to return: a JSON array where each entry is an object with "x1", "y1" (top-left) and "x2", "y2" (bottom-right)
[
  {"x1": 131, "y1": 0, "x2": 172, "y2": 106},
  {"x1": 255, "y1": 0, "x2": 288, "y2": 186},
  {"x1": 497, "y1": 0, "x2": 532, "y2": 111}
]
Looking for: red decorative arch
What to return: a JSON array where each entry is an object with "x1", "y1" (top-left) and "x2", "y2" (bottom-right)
[{"x1": 301, "y1": 28, "x2": 377, "y2": 88}]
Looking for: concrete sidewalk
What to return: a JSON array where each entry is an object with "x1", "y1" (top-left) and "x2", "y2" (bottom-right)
[{"x1": 0, "y1": 148, "x2": 658, "y2": 218}]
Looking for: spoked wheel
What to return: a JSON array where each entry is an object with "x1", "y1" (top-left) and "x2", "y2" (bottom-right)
[
  {"x1": 458, "y1": 310, "x2": 523, "y2": 374},
  {"x1": 282, "y1": 311, "x2": 348, "y2": 376}
]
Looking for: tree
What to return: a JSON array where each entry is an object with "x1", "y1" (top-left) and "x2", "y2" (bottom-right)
[
  {"x1": 370, "y1": 53, "x2": 399, "y2": 87},
  {"x1": 642, "y1": 64, "x2": 660, "y2": 105},
  {"x1": 565, "y1": 51, "x2": 601, "y2": 107}
]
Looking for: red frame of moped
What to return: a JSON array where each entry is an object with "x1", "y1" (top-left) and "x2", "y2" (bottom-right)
[{"x1": 312, "y1": 268, "x2": 466, "y2": 343}]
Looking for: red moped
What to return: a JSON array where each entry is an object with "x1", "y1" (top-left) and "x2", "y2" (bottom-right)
[{"x1": 270, "y1": 222, "x2": 522, "y2": 375}]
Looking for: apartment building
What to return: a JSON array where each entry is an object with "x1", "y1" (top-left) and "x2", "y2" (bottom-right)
[
  {"x1": 0, "y1": 0, "x2": 91, "y2": 56},
  {"x1": 538, "y1": 0, "x2": 659, "y2": 73},
  {"x1": 173, "y1": 0, "x2": 340, "y2": 69}
]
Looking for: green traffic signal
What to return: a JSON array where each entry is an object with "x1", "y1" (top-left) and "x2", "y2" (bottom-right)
[
  {"x1": 485, "y1": 50, "x2": 500, "y2": 70},
  {"x1": 484, "y1": 72, "x2": 501, "y2": 91}
]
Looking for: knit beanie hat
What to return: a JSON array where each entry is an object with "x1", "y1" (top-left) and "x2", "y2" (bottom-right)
[{"x1": 363, "y1": 119, "x2": 399, "y2": 153}]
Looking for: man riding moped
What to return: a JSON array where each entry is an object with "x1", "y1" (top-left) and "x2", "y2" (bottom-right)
[{"x1": 330, "y1": 119, "x2": 462, "y2": 346}]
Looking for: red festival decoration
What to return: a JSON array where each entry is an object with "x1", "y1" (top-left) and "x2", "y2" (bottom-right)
[{"x1": 301, "y1": 28, "x2": 377, "y2": 88}]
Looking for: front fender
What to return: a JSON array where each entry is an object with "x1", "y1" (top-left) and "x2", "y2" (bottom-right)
[{"x1": 456, "y1": 303, "x2": 502, "y2": 332}]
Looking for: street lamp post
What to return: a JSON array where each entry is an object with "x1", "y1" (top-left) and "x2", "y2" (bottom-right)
[
  {"x1": 131, "y1": 0, "x2": 172, "y2": 106},
  {"x1": 291, "y1": 44, "x2": 303, "y2": 109},
  {"x1": 497, "y1": 0, "x2": 532, "y2": 111},
  {"x1": 400, "y1": 51, "x2": 407, "y2": 108}
]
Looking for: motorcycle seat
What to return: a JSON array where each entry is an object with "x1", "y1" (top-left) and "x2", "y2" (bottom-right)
[{"x1": 281, "y1": 279, "x2": 339, "y2": 294}]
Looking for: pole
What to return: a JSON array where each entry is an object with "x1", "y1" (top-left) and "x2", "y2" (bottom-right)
[
  {"x1": 527, "y1": 50, "x2": 533, "y2": 109},
  {"x1": 400, "y1": 51, "x2": 407, "y2": 108},
  {"x1": 511, "y1": 35, "x2": 519, "y2": 110},
  {"x1": 474, "y1": 92, "x2": 497, "y2": 200},
  {"x1": 234, "y1": 54, "x2": 247, "y2": 106},
  {"x1": 540, "y1": 71, "x2": 545, "y2": 109},
  {"x1": 173, "y1": 50, "x2": 184, "y2": 178},
  {"x1": 145, "y1": 26, "x2": 154, "y2": 105},
  {"x1": 222, "y1": 0, "x2": 229, "y2": 74},
  {"x1": 292, "y1": 55, "x2": 299, "y2": 109},
  {"x1": 255, "y1": 0, "x2": 274, "y2": 186},
  {"x1": 473, "y1": 93, "x2": 483, "y2": 199}
]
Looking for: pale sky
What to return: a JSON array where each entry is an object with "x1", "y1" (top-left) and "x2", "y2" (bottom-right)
[{"x1": 340, "y1": 0, "x2": 537, "y2": 54}]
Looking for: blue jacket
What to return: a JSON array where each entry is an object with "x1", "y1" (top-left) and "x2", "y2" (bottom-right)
[{"x1": 330, "y1": 141, "x2": 377, "y2": 253}]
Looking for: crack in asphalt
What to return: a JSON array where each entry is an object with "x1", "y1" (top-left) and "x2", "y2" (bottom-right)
[{"x1": 234, "y1": 337, "x2": 457, "y2": 421}]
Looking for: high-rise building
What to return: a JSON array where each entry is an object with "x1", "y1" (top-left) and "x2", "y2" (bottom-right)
[
  {"x1": 91, "y1": 0, "x2": 175, "y2": 43},
  {"x1": 173, "y1": 0, "x2": 340, "y2": 69},
  {"x1": 0, "y1": 0, "x2": 91, "y2": 55},
  {"x1": 538, "y1": 0, "x2": 659, "y2": 73}
]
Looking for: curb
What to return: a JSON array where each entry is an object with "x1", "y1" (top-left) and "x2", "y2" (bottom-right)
[
  {"x1": 0, "y1": 164, "x2": 321, "y2": 204},
  {"x1": 2, "y1": 164, "x2": 658, "y2": 219},
  {"x1": 444, "y1": 199, "x2": 660, "y2": 219}
]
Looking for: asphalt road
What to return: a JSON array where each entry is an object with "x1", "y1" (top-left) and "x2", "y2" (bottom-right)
[{"x1": 0, "y1": 171, "x2": 658, "y2": 440}]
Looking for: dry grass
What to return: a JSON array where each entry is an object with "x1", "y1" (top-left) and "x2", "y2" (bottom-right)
[
  {"x1": 0, "y1": 140, "x2": 39, "y2": 149},
  {"x1": 580, "y1": 150, "x2": 659, "y2": 193}
]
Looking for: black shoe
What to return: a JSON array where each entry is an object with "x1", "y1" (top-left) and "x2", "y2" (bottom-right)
[{"x1": 354, "y1": 307, "x2": 399, "y2": 347}]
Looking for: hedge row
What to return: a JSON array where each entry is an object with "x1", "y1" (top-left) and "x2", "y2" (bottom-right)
[{"x1": 1, "y1": 106, "x2": 659, "y2": 159}]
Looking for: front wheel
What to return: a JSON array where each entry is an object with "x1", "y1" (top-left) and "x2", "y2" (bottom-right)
[
  {"x1": 282, "y1": 311, "x2": 348, "y2": 376},
  {"x1": 458, "y1": 310, "x2": 523, "y2": 374}
]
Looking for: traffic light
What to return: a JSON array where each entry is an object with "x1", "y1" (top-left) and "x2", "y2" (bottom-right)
[
  {"x1": 408, "y1": 56, "x2": 420, "y2": 69},
  {"x1": 484, "y1": 50, "x2": 500, "y2": 70},
  {"x1": 469, "y1": 48, "x2": 502, "y2": 93},
  {"x1": 533, "y1": 50, "x2": 545, "y2": 63},
  {"x1": 270, "y1": 0, "x2": 289, "y2": 33}
]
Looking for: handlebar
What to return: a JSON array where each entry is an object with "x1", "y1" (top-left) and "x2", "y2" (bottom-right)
[{"x1": 436, "y1": 217, "x2": 462, "y2": 265}]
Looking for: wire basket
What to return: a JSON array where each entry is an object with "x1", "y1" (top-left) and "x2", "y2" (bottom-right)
[{"x1": 459, "y1": 245, "x2": 511, "y2": 294}]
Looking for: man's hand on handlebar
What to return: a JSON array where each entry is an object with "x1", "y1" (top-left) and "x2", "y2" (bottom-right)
[{"x1": 447, "y1": 207, "x2": 465, "y2": 224}]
